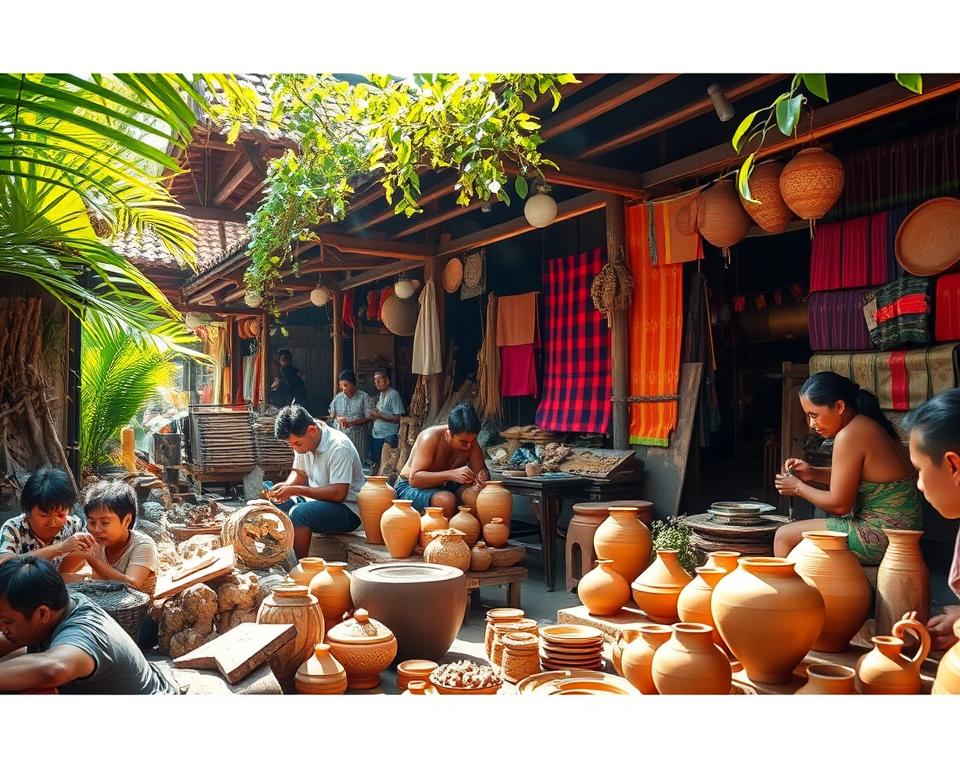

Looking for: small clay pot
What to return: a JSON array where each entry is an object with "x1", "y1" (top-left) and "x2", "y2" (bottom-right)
[
  {"x1": 419, "y1": 506, "x2": 448, "y2": 550},
  {"x1": 449, "y1": 506, "x2": 482, "y2": 547},
  {"x1": 288, "y1": 557, "x2": 327, "y2": 587},
  {"x1": 795, "y1": 663, "x2": 856, "y2": 695},
  {"x1": 396, "y1": 659, "x2": 439, "y2": 692},
  {"x1": 308, "y1": 561, "x2": 352, "y2": 632},
  {"x1": 423, "y1": 529, "x2": 471, "y2": 572},
  {"x1": 483, "y1": 517, "x2": 510, "y2": 547},
  {"x1": 470, "y1": 542, "x2": 493, "y2": 572},
  {"x1": 577, "y1": 559, "x2": 631, "y2": 616},
  {"x1": 294, "y1": 643, "x2": 348, "y2": 695},
  {"x1": 621, "y1": 623, "x2": 673, "y2": 694},
  {"x1": 524, "y1": 463, "x2": 542, "y2": 477}
]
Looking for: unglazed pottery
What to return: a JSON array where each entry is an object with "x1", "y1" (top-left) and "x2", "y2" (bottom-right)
[
  {"x1": 470, "y1": 541, "x2": 492, "y2": 572},
  {"x1": 294, "y1": 643, "x2": 348, "y2": 695},
  {"x1": 460, "y1": 485, "x2": 480, "y2": 513},
  {"x1": 621, "y1": 623, "x2": 673, "y2": 694},
  {"x1": 855, "y1": 615, "x2": 930, "y2": 694},
  {"x1": 449, "y1": 506, "x2": 482, "y2": 547},
  {"x1": 705, "y1": 550, "x2": 742, "y2": 575},
  {"x1": 577, "y1": 559, "x2": 631, "y2": 616},
  {"x1": 740, "y1": 160, "x2": 793, "y2": 233},
  {"x1": 476, "y1": 481, "x2": 512, "y2": 527},
  {"x1": 308, "y1": 561, "x2": 352, "y2": 630},
  {"x1": 651, "y1": 622, "x2": 732, "y2": 695},
  {"x1": 795, "y1": 663, "x2": 856, "y2": 695},
  {"x1": 419, "y1": 506, "x2": 448, "y2": 549},
  {"x1": 396, "y1": 659, "x2": 439, "y2": 692},
  {"x1": 677, "y1": 566, "x2": 727, "y2": 648},
  {"x1": 483, "y1": 517, "x2": 510, "y2": 547},
  {"x1": 593, "y1": 506, "x2": 653, "y2": 583},
  {"x1": 876, "y1": 528, "x2": 930, "y2": 636},
  {"x1": 485, "y1": 608, "x2": 525, "y2": 658},
  {"x1": 288, "y1": 557, "x2": 326, "y2": 587},
  {"x1": 380, "y1": 499, "x2": 420, "y2": 558},
  {"x1": 325, "y1": 608, "x2": 398, "y2": 689},
  {"x1": 256, "y1": 583, "x2": 325, "y2": 686},
  {"x1": 631, "y1": 550, "x2": 693, "y2": 623},
  {"x1": 613, "y1": 625, "x2": 645, "y2": 677},
  {"x1": 932, "y1": 641, "x2": 960, "y2": 694},
  {"x1": 357, "y1": 476, "x2": 394, "y2": 544},
  {"x1": 423, "y1": 529, "x2": 471, "y2": 572}
]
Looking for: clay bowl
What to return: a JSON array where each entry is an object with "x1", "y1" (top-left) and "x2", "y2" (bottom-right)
[
  {"x1": 396, "y1": 659, "x2": 440, "y2": 691},
  {"x1": 540, "y1": 625, "x2": 604, "y2": 646},
  {"x1": 429, "y1": 671, "x2": 502, "y2": 695},
  {"x1": 519, "y1": 670, "x2": 636, "y2": 695}
]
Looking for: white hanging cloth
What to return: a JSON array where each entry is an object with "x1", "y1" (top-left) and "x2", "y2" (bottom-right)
[{"x1": 412, "y1": 281, "x2": 442, "y2": 375}]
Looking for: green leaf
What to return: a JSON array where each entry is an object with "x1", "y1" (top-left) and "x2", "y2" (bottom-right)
[
  {"x1": 801, "y1": 74, "x2": 829, "y2": 102},
  {"x1": 737, "y1": 152, "x2": 759, "y2": 204},
  {"x1": 732, "y1": 110, "x2": 761, "y2": 153},
  {"x1": 514, "y1": 175, "x2": 528, "y2": 199},
  {"x1": 895, "y1": 73, "x2": 923, "y2": 94},
  {"x1": 775, "y1": 94, "x2": 805, "y2": 136}
]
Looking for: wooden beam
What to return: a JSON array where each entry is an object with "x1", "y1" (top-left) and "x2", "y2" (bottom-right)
[
  {"x1": 540, "y1": 74, "x2": 679, "y2": 140},
  {"x1": 527, "y1": 74, "x2": 606, "y2": 113},
  {"x1": 580, "y1": 74, "x2": 788, "y2": 160},
  {"x1": 641, "y1": 74, "x2": 960, "y2": 190},
  {"x1": 332, "y1": 291, "x2": 343, "y2": 397},
  {"x1": 603, "y1": 194, "x2": 629, "y2": 450},
  {"x1": 214, "y1": 158, "x2": 253, "y2": 206},
  {"x1": 178, "y1": 205, "x2": 252, "y2": 224},
  {"x1": 233, "y1": 178, "x2": 268, "y2": 209},
  {"x1": 214, "y1": 151, "x2": 244, "y2": 189},
  {"x1": 346, "y1": 175, "x2": 455, "y2": 235},
  {"x1": 336, "y1": 260, "x2": 420, "y2": 291},
  {"x1": 239, "y1": 140, "x2": 267, "y2": 177},
  {"x1": 276, "y1": 293, "x2": 315, "y2": 313},
  {"x1": 393, "y1": 202, "x2": 485, "y2": 239},
  {"x1": 305, "y1": 233, "x2": 437, "y2": 260},
  {"x1": 538, "y1": 156, "x2": 648, "y2": 199}
]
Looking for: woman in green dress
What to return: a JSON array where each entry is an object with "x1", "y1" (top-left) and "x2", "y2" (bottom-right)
[{"x1": 774, "y1": 371, "x2": 922, "y2": 565}]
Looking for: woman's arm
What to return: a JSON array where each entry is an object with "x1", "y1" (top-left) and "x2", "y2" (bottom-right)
[{"x1": 778, "y1": 431, "x2": 861, "y2": 515}]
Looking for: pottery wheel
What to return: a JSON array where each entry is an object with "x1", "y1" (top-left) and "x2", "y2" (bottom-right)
[{"x1": 684, "y1": 513, "x2": 790, "y2": 557}]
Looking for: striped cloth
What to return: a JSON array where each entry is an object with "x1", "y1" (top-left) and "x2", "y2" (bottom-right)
[
  {"x1": 647, "y1": 191, "x2": 703, "y2": 266},
  {"x1": 863, "y1": 276, "x2": 934, "y2": 351},
  {"x1": 808, "y1": 289, "x2": 873, "y2": 351},
  {"x1": 810, "y1": 209, "x2": 902, "y2": 291}
]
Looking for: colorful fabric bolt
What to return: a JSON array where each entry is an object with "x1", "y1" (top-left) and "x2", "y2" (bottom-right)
[
  {"x1": 499, "y1": 344, "x2": 538, "y2": 397},
  {"x1": 863, "y1": 276, "x2": 934, "y2": 350}
]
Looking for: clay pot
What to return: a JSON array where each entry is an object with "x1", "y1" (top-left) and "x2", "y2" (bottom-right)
[
  {"x1": 787, "y1": 530, "x2": 871, "y2": 652},
  {"x1": 613, "y1": 625, "x2": 645, "y2": 677},
  {"x1": 651, "y1": 622, "x2": 732, "y2": 695},
  {"x1": 470, "y1": 541, "x2": 492, "y2": 572},
  {"x1": 621, "y1": 623, "x2": 673, "y2": 694},
  {"x1": 524, "y1": 462, "x2": 542, "y2": 477},
  {"x1": 677, "y1": 566, "x2": 727, "y2": 648},
  {"x1": 593, "y1": 506, "x2": 653, "y2": 583},
  {"x1": 795, "y1": 663, "x2": 856, "y2": 695},
  {"x1": 697, "y1": 178, "x2": 752, "y2": 249},
  {"x1": 492, "y1": 619, "x2": 539, "y2": 668},
  {"x1": 932, "y1": 641, "x2": 960, "y2": 694},
  {"x1": 778, "y1": 147, "x2": 845, "y2": 223},
  {"x1": 449, "y1": 506, "x2": 482, "y2": 547},
  {"x1": 404, "y1": 680, "x2": 437, "y2": 695},
  {"x1": 423, "y1": 529, "x2": 471, "y2": 572},
  {"x1": 221, "y1": 501, "x2": 294, "y2": 568},
  {"x1": 705, "y1": 550, "x2": 742, "y2": 575},
  {"x1": 294, "y1": 643, "x2": 348, "y2": 695},
  {"x1": 711, "y1": 557, "x2": 825, "y2": 684},
  {"x1": 855, "y1": 615, "x2": 930, "y2": 694},
  {"x1": 476, "y1": 481, "x2": 512, "y2": 527},
  {"x1": 485, "y1": 608, "x2": 525, "y2": 659},
  {"x1": 740, "y1": 160, "x2": 793, "y2": 233},
  {"x1": 256, "y1": 583, "x2": 325, "y2": 686},
  {"x1": 357, "y1": 476, "x2": 395, "y2": 545},
  {"x1": 380, "y1": 499, "x2": 420, "y2": 558},
  {"x1": 577, "y1": 559, "x2": 631, "y2": 616},
  {"x1": 308, "y1": 561, "x2": 353, "y2": 630},
  {"x1": 483, "y1": 517, "x2": 510, "y2": 548},
  {"x1": 631, "y1": 550, "x2": 693, "y2": 624},
  {"x1": 419, "y1": 506, "x2": 449, "y2": 550},
  {"x1": 461, "y1": 485, "x2": 480, "y2": 512},
  {"x1": 876, "y1": 528, "x2": 930, "y2": 636},
  {"x1": 396, "y1": 659, "x2": 439, "y2": 692},
  {"x1": 288, "y1": 557, "x2": 326, "y2": 588},
  {"x1": 326, "y1": 608, "x2": 398, "y2": 689}
]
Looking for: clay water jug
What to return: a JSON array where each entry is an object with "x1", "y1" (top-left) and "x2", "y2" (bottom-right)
[
  {"x1": 483, "y1": 517, "x2": 510, "y2": 548},
  {"x1": 651, "y1": 622, "x2": 732, "y2": 695},
  {"x1": 449, "y1": 506, "x2": 482, "y2": 547},
  {"x1": 577, "y1": 559, "x2": 631, "y2": 616},
  {"x1": 876, "y1": 528, "x2": 930, "y2": 636},
  {"x1": 621, "y1": 623, "x2": 673, "y2": 694},
  {"x1": 787, "y1": 530, "x2": 871, "y2": 652},
  {"x1": 419, "y1": 506, "x2": 448, "y2": 549},
  {"x1": 308, "y1": 561, "x2": 352, "y2": 630},
  {"x1": 593, "y1": 506, "x2": 653, "y2": 583},
  {"x1": 470, "y1": 541, "x2": 492, "y2": 572},
  {"x1": 932, "y1": 640, "x2": 960, "y2": 694},
  {"x1": 357, "y1": 476, "x2": 394, "y2": 545},
  {"x1": 855, "y1": 615, "x2": 930, "y2": 694},
  {"x1": 677, "y1": 566, "x2": 727, "y2": 647},
  {"x1": 613, "y1": 625, "x2": 645, "y2": 676},
  {"x1": 711, "y1": 557, "x2": 824, "y2": 684},
  {"x1": 631, "y1": 550, "x2": 692, "y2": 624},
  {"x1": 380, "y1": 499, "x2": 420, "y2": 558},
  {"x1": 705, "y1": 550, "x2": 742, "y2": 576},
  {"x1": 289, "y1": 557, "x2": 326, "y2": 587},
  {"x1": 476, "y1": 481, "x2": 512, "y2": 527},
  {"x1": 423, "y1": 529, "x2": 471, "y2": 572},
  {"x1": 795, "y1": 663, "x2": 856, "y2": 695},
  {"x1": 256, "y1": 583, "x2": 325, "y2": 686}
]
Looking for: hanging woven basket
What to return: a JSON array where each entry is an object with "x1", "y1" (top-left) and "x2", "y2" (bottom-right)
[
  {"x1": 381, "y1": 295, "x2": 419, "y2": 337},
  {"x1": 590, "y1": 262, "x2": 634, "y2": 324},
  {"x1": 779, "y1": 147, "x2": 845, "y2": 223},
  {"x1": 697, "y1": 179, "x2": 751, "y2": 248},
  {"x1": 740, "y1": 160, "x2": 794, "y2": 233}
]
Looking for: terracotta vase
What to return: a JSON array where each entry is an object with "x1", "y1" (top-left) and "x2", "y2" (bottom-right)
[
  {"x1": 577, "y1": 559, "x2": 631, "y2": 616},
  {"x1": 423, "y1": 529, "x2": 471, "y2": 572},
  {"x1": 613, "y1": 625, "x2": 645, "y2": 677},
  {"x1": 795, "y1": 663, "x2": 856, "y2": 695},
  {"x1": 778, "y1": 147, "x2": 845, "y2": 223},
  {"x1": 485, "y1": 608, "x2": 525, "y2": 659},
  {"x1": 449, "y1": 506, "x2": 481, "y2": 547},
  {"x1": 256, "y1": 583, "x2": 325, "y2": 686},
  {"x1": 855, "y1": 615, "x2": 930, "y2": 694},
  {"x1": 483, "y1": 517, "x2": 510, "y2": 548},
  {"x1": 288, "y1": 557, "x2": 326, "y2": 588},
  {"x1": 787, "y1": 530, "x2": 871, "y2": 652},
  {"x1": 593, "y1": 506, "x2": 653, "y2": 583},
  {"x1": 294, "y1": 643, "x2": 348, "y2": 695},
  {"x1": 876, "y1": 528, "x2": 930, "y2": 636},
  {"x1": 476, "y1": 481, "x2": 512, "y2": 527},
  {"x1": 932, "y1": 641, "x2": 960, "y2": 694},
  {"x1": 697, "y1": 179, "x2": 752, "y2": 249},
  {"x1": 677, "y1": 566, "x2": 727, "y2": 648},
  {"x1": 419, "y1": 506, "x2": 448, "y2": 550},
  {"x1": 711, "y1": 557, "x2": 825, "y2": 684},
  {"x1": 380, "y1": 499, "x2": 420, "y2": 558},
  {"x1": 461, "y1": 485, "x2": 480, "y2": 512},
  {"x1": 325, "y1": 608, "x2": 398, "y2": 689},
  {"x1": 308, "y1": 561, "x2": 353, "y2": 630},
  {"x1": 705, "y1": 550, "x2": 741, "y2": 576},
  {"x1": 470, "y1": 541, "x2": 492, "y2": 572},
  {"x1": 740, "y1": 160, "x2": 793, "y2": 233},
  {"x1": 621, "y1": 623, "x2": 673, "y2": 694},
  {"x1": 631, "y1": 550, "x2": 693, "y2": 624},
  {"x1": 357, "y1": 476, "x2": 395, "y2": 545},
  {"x1": 651, "y1": 622, "x2": 732, "y2": 695}
]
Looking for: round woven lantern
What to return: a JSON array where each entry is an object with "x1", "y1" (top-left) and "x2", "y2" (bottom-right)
[
  {"x1": 779, "y1": 147, "x2": 844, "y2": 223},
  {"x1": 697, "y1": 179, "x2": 751, "y2": 248},
  {"x1": 381, "y1": 295, "x2": 419, "y2": 336},
  {"x1": 740, "y1": 160, "x2": 793, "y2": 233}
]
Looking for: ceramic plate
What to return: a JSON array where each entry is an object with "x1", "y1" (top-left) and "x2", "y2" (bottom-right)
[
  {"x1": 550, "y1": 678, "x2": 635, "y2": 695},
  {"x1": 540, "y1": 625, "x2": 604, "y2": 645},
  {"x1": 521, "y1": 671, "x2": 635, "y2": 695}
]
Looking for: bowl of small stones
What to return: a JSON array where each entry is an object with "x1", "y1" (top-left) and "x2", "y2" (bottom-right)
[{"x1": 429, "y1": 659, "x2": 503, "y2": 695}]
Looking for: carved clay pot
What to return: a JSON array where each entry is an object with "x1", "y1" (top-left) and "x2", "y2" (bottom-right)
[
  {"x1": 294, "y1": 643, "x2": 348, "y2": 695},
  {"x1": 483, "y1": 517, "x2": 510, "y2": 548},
  {"x1": 651, "y1": 622, "x2": 732, "y2": 695},
  {"x1": 476, "y1": 481, "x2": 512, "y2": 527},
  {"x1": 593, "y1": 506, "x2": 653, "y2": 583},
  {"x1": 380, "y1": 499, "x2": 420, "y2": 558},
  {"x1": 705, "y1": 550, "x2": 742, "y2": 576},
  {"x1": 308, "y1": 561, "x2": 352, "y2": 630},
  {"x1": 779, "y1": 147, "x2": 845, "y2": 223},
  {"x1": 787, "y1": 530, "x2": 871, "y2": 652},
  {"x1": 449, "y1": 506, "x2": 482, "y2": 547},
  {"x1": 326, "y1": 608, "x2": 398, "y2": 690},
  {"x1": 288, "y1": 557, "x2": 326, "y2": 588},
  {"x1": 577, "y1": 559, "x2": 631, "y2": 616},
  {"x1": 419, "y1": 506, "x2": 449, "y2": 550},
  {"x1": 631, "y1": 550, "x2": 693, "y2": 624},
  {"x1": 697, "y1": 179, "x2": 751, "y2": 249},
  {"x1": 876, "y1": 528, "x2": 930, "y2": 636},
  {"x1": 795, "y1": 663, "x2": 856, "y2": 695},
  {"x1": 613, "y1": 625, "x2": 645, "y2": 677},
  {"x1": 621, "y1": 623, "x2": 673, "y2": 694},
  {"x1": 711, "y1": 557, "x2": 825, "y2": 684},
  {"x1": 485, "y1": 608, "x2": 525, "y2": 659},
  {"x1": 470, "y1": 541, "x2": 492, "y2": 572},
  {"x1": 256, "y1": 583, "x2": 325, "y2": 686},
  {"x1": 677, "y1": 566, "x2": 727, "y2": 648},
  {"x1": 423, "y1": 529, "x2": 471, "y2": 572},
  {"x1": 740, "y1": 160, "x2": 793, "y2": 233},
  {"x1": 855, "y1": 615, "x2": 930, "y2": 694},
  {"x1": 933, "y1": 641, "x2": 960, "y2": 694},
  {"x1": 357, "y1": 476, "x2": 394, "y2": 545}
]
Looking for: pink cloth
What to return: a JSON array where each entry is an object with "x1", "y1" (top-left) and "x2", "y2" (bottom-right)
[
  {"x1": 810, "y1": 222, "x2": 843, "y2": 292},
  {"x1": 950, "y1": 529, "x2": 960, "y2": 599},
  {"x1": 869, "y1": 210, "x2": 891, "y2": 285},
  {"x1": 499, "y1": 344, "x2": 537, "y2": 397},
  {"x1": 840, "y1": 216, "x2": 870, "y2": 288}
]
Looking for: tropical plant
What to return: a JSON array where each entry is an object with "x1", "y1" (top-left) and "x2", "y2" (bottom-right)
[{"x1": 651, "y1": 517, "x2": 697, "y2": 575}]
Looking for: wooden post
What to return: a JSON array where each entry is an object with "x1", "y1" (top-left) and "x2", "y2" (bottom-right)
[
  {"x1": 259, "y1": 313, "x2": 269, "y2": 407},
  {"x1": 604, "y1": 194, "x2": 629, "y2": 450},
  {"x1": 332, "y1": 290, "x2": 343, "y2": 402}
]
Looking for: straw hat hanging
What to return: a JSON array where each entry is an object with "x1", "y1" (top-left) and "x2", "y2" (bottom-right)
[
  {"x1": 381, "y1": 295, "x2": 419, "y2": 336},
  {"x1": 739, "y1": 160, "x2": 794, "y2": 233},
  {"x1": 443, "y1": 257, "x2": 464, "y2": 293}
]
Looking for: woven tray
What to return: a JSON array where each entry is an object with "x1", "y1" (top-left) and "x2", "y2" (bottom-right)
[{"x1": 68, "y1": 580, "x2": 150, "y2": 641}]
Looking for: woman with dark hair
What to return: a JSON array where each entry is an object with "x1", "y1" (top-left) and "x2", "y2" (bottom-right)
[
  {"x1": 774, "y1": 371, "x2": 922, "y2": 564},
  {"x1": 328, "y1": 369, "x2": 373, "y2": 462}
]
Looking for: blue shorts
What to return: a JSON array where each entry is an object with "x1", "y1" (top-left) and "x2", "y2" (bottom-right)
[
  {"x1": 263, "y1": 482, "x2": 360, "y2": 534},
  {"x1": 394, "y1": 477, "x2": 459, "y2": 512}
]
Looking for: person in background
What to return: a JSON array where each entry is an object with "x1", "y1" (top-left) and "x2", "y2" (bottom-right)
[
  {"x1": 369, "y1": 368, "x2": 405, "y2": 471},
  {"x1": 902, "y1": 388, "x2": 960, "y2": 650},
  {"x1": 270, "y1": 348, "x2": 309, "y2": 409},
  {"x1": 328, "y1": 369, "x2": 373, "y2": 463}
]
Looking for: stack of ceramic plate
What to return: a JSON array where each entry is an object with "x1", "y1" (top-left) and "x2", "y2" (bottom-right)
[
  {"x1": 539, "y1": 625, "x2": 604, "y2": 671},
  {"x1": 708, "y1": 501, "x2": 774, "y2": 526},
  {"x1": 517, "y1": 670, "x2": 637, "y2": 695}
]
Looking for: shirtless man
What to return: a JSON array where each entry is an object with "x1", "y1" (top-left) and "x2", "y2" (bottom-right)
[{"x1": 394, "y1": 403, "x2": 488, "y2": 516}]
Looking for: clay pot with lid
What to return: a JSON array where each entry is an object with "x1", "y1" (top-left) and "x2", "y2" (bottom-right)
[
  {"x1": 578, "y1": 559, "x2": 631, "y2": 616},
  {"x1": 483, "y1": 517, "x2": 510, "y2": 547},
  {"x1": 613, "y1": 625, "x2": 645, "y2": 677},
  {"x1": 593, "y1": 506, "x2": 653, "y2": 583},
  {"x1": 357, "y1": 476, "x2": 394, "y2": 545},
  {"x1": 476, "y1": 481, "x2": 512, "y2": 527},
  {"x1": 449, "y1": 506, "x2": 481, "y2": 547},
  {"x1": 256, "y1": 583, "x2": 325, "y2": 686},
  {"x1": 779, "y1": 147, "x2": 845, "y2": 223},
  {"x1": 308, "y1": 561, "x2": 352, "y2": 630},
  {"x1": 876, "y1": 528, "x2": 930, "y2": 637},
  {"x1": 288, "y1": 557, "x2": 326, "y2": 588},
  {"x1": 787, "y1": 530, "x2": 871, "y2": 652},
  {"x1": 630, "y1": 550, "x2": 693, "y2": 624},
  {"x1": 470, "y1": 541, "x2": 492, "y2": 572},
  {"x1": 795, "y1": 663, "x2": 856, "y2": 695},
  {"x1": 705, "y1": 550, "x2": 742, "y2": 575},
  {"x1": 855, "y1": 614, "x2": 930, "y2": 694},
  {"x1": 294, "y1": 643, "x2": 348, "y2": 695},
  {"x1": 423, "y1": 529, "x2": 471, "y2": 572},
  {"x1": 677, "y1": 566, "x2": 727, "y2": 648},
  {"x1": 325, "y1": 608, "x2": 398, "y2": 689},
  {"x1": 419, "y1": 506, "x2": 448, "y2": 550},
  {"x1": 651, "y1": 622, "x2": 732, "y2": 695},
  {"x1": 380, "y1": 499, "x2": 420, "y2": 558},
  {"x1": 621, "y1": 623, "x2": 673, "y2": 694}
]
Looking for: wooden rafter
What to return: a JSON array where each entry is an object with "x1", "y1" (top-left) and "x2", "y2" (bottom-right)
[
  {"x1": 346, "y1": 174, "x2": 455, "y2": 235},
  {"x1": 214, "y1": 158, "x2": 254, "y2": 206},
  {"x1": 393, "y1": 202, "x2": 485, "y2": 239},
  {"x1": 303, "y1": 232, "x2": 437, "y2": 260},
  {"x1": 233, "y1": 178, "x2": 268, "y2": 209},
  {"x1": 337, "y1": 260, "x2": 421, "y2": 290},
  {"x1": 178, "y1": 205, "x2": 251, "y2": 223},
  {"x1": 240, "y1": 140, "x2": 267, "y2": 177},
  {"x1": 537, "y1": 156, "x2": 647, "y2": 198}
]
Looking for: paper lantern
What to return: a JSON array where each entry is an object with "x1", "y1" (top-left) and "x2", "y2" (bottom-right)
[
  {"x1": 244, "y1": 290, "x2": 263, "y2": 308},
  {"x1": 740, "y1": 160, "x2": 793, "y2": 233},
  {"x1": 524, "y1": 192, "x2": 558, "y2": 228},
  {"x1": 779, "y1": 148, "x2": 844, "y2": 223},
  {"x1": 310, "y1": 286, "x2": 331, "y2": 307},
  {"x1": 698, "y1": 179, "x2": 751, "y2": 248},
  {"x1": 394, "y1": 279, "x2": 416, "y2": 300}
]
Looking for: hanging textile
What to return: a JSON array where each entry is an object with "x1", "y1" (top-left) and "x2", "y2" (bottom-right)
[
  {"x1": 377, "y1": 286, "x2": 395, "y2": 321},
  {"x1": 810, "y1": 222, "x2": 843, "y2": 292},
  {"x1": 863, "y1": 276, "x2": 935, "y2": 351},
  {"x1": 342, "y1": 290, "x2": 356, "y2": 329},
  {"x1": 626, "y1": 204, "x2": 684, "y2": 447},
  {"x1": 477, "y1": 294, "x2": 501, "y2": 420},
  {"x1": 242, "y1": 352, "x2": 256, "y2": 404},
  {"x1": 412, "y1": 281, "x2": 442, "y2": 375},
  {"x1": 647, "y1": 191, "x2": 704, "y2": 266},
  {"x1": 496, "y1": 292, "x2": 538, "y2": 347},
  {"x1": 499, "y1": 344, "x2": 538, "y2": 397},
  {"x1": 811, "y1": 207, "x2": 907, "y2": 292},
  {"x1": 935, "y1": 274, "x2": 960, "y2": 342},
  {"x1": 808, "y1": 289, "x2": 873, "y2": 352},
  {"x1": 683, "y1": 273, "x2": 721, "y2": 446},
  {"x1": 221, "y1": 322, "x2": 232, "y2": 404},
  {"x1": 535, "y1": 247, "x2": 610, "y2": 433},
  {"x1": 840, "y1": 216, "x2": 870, "y2": 288}
]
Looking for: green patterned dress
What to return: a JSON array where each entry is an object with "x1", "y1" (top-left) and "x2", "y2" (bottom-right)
[{"x1": 824, "y1": 478, "x2": 923, "y2": 564}]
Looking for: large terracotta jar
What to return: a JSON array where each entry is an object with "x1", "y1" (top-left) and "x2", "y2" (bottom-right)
[
  {"x1": 593, "y1": 506, "x2": 653, "y2": 583},
  {"x1": 288, "y1": 557, "x2": 326, "y2": 587},
  {"x1": 631, "y1": 550, "x2": 693, "y2": 624},
  {"x1": 795, "y1": 663, "x2": 856, "y2": 695},
  {"x1": 449, "y1": 506, "x2": 482, "y2": 547},
  {"x1": 485, "y1": 608, "x2": 525, "y2": 659},
  {"x1": 651, "y1": 622, "x2": 732, "y2": 695},
  {"x1": 613, "y1": 625, "x2": 645, "y2": 677},
  {"x1": 470, "y1": 542, "x2": 492, "y2": 571},
  {"x1": 711, "y1": 557, "x2": 824, "y2": 684},
  {"x1": 308, "y1": 561, "x2": 353, "y2": 630},
  {"x1": 876, "y1": 528, "x2": 930, "y2": 636},
  {"x1": 476, "y1": 481, "x2": 512, "y2": 527},
  {"x1": 423, "y1": 529, "x2": 471, "y2": 572},
  {"x1": 933, "y1": 641, "x2": 960, "y2": 694},
  {"x1": 483, "y1": 517, "x2": 510, "y2": 547},
  {"x1": 621, "y1": 623, "x2": 673, "y2": 694},
  {"x1": 325, "y1": 608, "x2": 398, "y2": 690},
  {"x1": 419, "y1": 507, "x2": 449, "y2": 550},
  {"x1": 677, "y1": 566, "x2": 727, "y2": 648},
  {"x1": 256, "y1": 583, "x2": 325, "y2": 687},
  {"x1": 357, "y1": 476, "x2": 395, "y2": 545},
  {"x1": 787, "y1": 530, "x2": 871, "y2": 651},
  {"x1": 380, "y1": 499, "x2": 420, "y2": 558},
  {"x1": 855, "y1": 615, "x2": 930, "y2": 695},
  {"x1": 294, "y1": 643, "x2": 348, "y2": 695},
  {"x1": 577, "y1": 559, "x2": 631, "y2": 616},
  {"x1": 705, "y1": 550, "x2": 742, "y2": 576}
]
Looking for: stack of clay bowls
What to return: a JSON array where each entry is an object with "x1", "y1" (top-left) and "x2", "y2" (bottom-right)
[
  {"x1": 539, "y1": 625, "x2": 604, "y2": 672},
  {"x1": 395, "y1": 659, "x2": 439, "y2": 692}
]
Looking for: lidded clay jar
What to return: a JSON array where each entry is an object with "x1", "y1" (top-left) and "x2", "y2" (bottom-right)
[
  {"x1": 450, "y1": 506, "x2": 482, "y2": 547},
  {"x1": 630, "y1": 550, "x2": 692, "y2": 624},
  {"x1": 577, "y1": 559, "x2": 631, "y2": 616},
  {"x1": 470, "y1": 541, "x2": 492, "y2": 572},
  {"x1": 419, "y1": 506, "x2": 448, "y2": 550},
  {"x1": 294, "y1": 643, "x2": 348, "y2": 695},
  {"x1": 423, "y1": 529, "x2": 471, "y2": 572},
  {"x1": 483, "y1": 517, "x2": 510, "y2": 548},
  {"x1": 325, "y1": 608, "x2": 398, "y2": 690}
]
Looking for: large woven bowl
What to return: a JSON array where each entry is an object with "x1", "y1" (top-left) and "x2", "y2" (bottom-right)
[
  {"x1": 68, "y1": 580, "x2": 150, "y2": 641},
  {"x1": 381, "y1": 295, "x2": 419, "y2": 336},
  {"x1": 895, "y1": 196, "x2": 960, "y2": 276}
]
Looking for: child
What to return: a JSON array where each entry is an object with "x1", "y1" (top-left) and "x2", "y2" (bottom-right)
[
  {"x1": 0, "y1": 465, "x2": 94, "y2": 576},
  {"x1": 82, "y1": 480, "x2": 159, "y2": 596}
]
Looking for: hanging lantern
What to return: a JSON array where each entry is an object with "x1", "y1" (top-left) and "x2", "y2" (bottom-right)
[
  {"x1": 740, "y1": 160, "x2": 794, "y2": 233},
  {"x1": 698, "y1": 179, "x2": 751, "y2": 249},
  {"x1": 394, "y1": 279, "x2": 416, "y2": 300},
  {"x1": 310, "y1": 286, "x2": 331, "y2": 307},
  {"x1": 244, "y1": 290, "x2": 263, "y2": 308},
  {"x1": 778, "y1": 148, "x2": 845, "y2": 224},
  {"x1": 524, "y1": 182, "x2": 558, "y2": 228}
]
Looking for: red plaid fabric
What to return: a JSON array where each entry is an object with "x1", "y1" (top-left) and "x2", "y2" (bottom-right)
[{"x1": 535, "y1": 247, "x2": 611, "y2": 433}]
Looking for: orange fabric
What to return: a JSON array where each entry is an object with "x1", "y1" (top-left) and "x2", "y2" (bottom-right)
[
  {"x1": 627, "y1": 204, "x2": 685, "y2": 446},
  {"x1": 496, "y1": 292, "x2": 538, "y2": 346},
  {"x1": 651, "y1": 191, "x2": 703, "y2": 266}
]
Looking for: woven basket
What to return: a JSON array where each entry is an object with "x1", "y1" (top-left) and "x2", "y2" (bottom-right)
[
  {"x1": 698, "y1": 179, "x2": 752, "y2": 248},
  {"x1": 741, "y1": 160, "x2": 793, "y2": 233},
  {"x1": 380, "y1": 295, "x2": 419, "y2": 337},
  {"x1": 68, "y1": 580, "x2": 150, "y2": 641},
  {"x1": 779, "y1": 147, "x2": 844, "y2": 222}
]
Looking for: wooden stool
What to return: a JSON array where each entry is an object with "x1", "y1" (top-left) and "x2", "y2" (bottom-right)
[{"x1": 565, "y1": 501, "x2": 655, "y2": 592}]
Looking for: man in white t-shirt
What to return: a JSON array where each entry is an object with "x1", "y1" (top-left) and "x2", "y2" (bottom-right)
[{"x1": 266, "y1": 405, "x2": 364, "y2": 557}]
